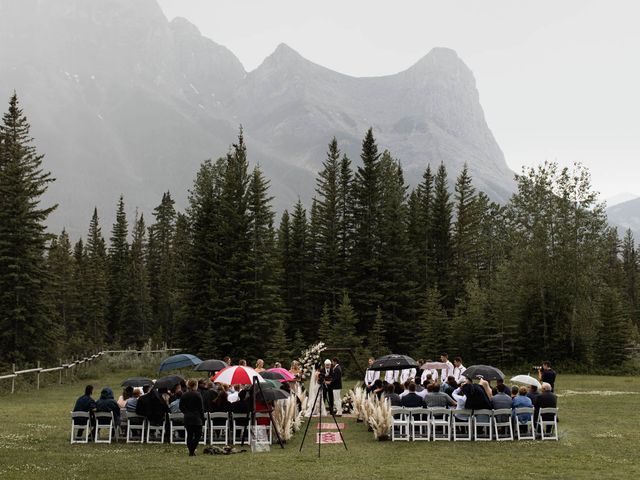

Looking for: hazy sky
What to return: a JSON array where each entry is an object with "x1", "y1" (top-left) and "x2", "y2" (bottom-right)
[{"x1": 158, "y1": 0, "x2": 640, "y2": 201}]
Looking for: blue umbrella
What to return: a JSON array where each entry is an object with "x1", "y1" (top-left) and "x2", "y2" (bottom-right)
[{"x1": 158, "y1": 354, "x2": 202, "y2": 372}]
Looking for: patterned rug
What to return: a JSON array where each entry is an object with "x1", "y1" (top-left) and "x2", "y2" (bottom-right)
[
  {"x1": 316, "y1": 423, "x2": 345, "y2": 430},
  {"x1": 316, "y1": 432, "x2": 344, "y2": 444}
]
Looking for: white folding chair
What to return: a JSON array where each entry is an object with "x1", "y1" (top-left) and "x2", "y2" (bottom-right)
[
  {"x1": 169, "y1": 413, "x2": 186, "y2": 444},
  {"x1": 126, "y1": 413, "x2": 146, "y2": 443},
  {"x1": 209, "y1": 412, "x2": 229, "y2": 445},
  {"x1": 514, "y1": 407, "x2": 535, "y2": 440},
  {"x1": 390, "y1": 407, "x2": 411, "y2": 441},
  {"x1": 409, "y1": 408, "x2": 430, "y2": 441},
  {"x1": 493, "y1": 408, "x2": 514, "y2": 441},
  {"x1": 199, "y1": 413, "x2": 209, "y2": 445},
  {"x1": 94, "y1": 412, "x2": 114, "y2": 443},
  {"x1": 429, "y1": 407, "x2": 451, "y2": 441},
  {"x1": 452, "y1": 409, "x2": 472, "y2": 441},
  {"x1": 70, "y1": 411, "x2": 91, "y2": 444},
  {"x1": 232, "y1": 413, "x2": 250, "y2": 445},
  {"x1": 146, "y1": 418, "x2": 166, "y2": 444},
  {"x1": 537, "y1": 407, "x2": 558, "y2": 440},
  {"x1": 473, "y1": 409, "x2": 493, "y2": 441}
]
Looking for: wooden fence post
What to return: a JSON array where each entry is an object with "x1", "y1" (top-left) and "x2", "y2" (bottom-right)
[
  {"x1": 36, "y1": 361, "x2": 40, "y2": 390},
  {"x1": 11, "y1": 364, "x2": 15, "y2": 394}
]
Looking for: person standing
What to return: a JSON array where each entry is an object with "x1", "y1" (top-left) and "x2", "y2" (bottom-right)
[
  {"x1": 364, "y1": 358, "x2": 380, "y2": 392},
  {"x1": 179, "y1": 379, "x2": 205, "y2": 457},
  {"x1": 453, "y1": 357, "x2": 466, "y2": 383},
  {"x1": 384, "y1": 369, "x2": 398, "y2": 384},
  {"x1": 332, "y1": 358, "x2": 343, "y2": 416},
  {"x1": 439, "y1": 353, "x2": 454, "y2": 383},
  {"x1": 537, "y1": 361, "x2": 557, "y2": 392},
  {"x1": 318, "y1": 359, "x2": 334, "y2": 413}
]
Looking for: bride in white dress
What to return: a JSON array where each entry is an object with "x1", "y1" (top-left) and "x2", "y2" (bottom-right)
[{"x1": 306, "y1": 364, "x2": 327, "y2": 417}]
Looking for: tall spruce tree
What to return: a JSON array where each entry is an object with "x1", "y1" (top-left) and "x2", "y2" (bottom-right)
[
  {"x1": 452, "y1": 164, "x2": 479, "y2": 301},
  {"x1": 106, "y1": 195, "x2": 129, "y2": 344},
  {"x1": 288, "y1": 200, "x2": 314, "y2": 340},
  {"x1": 84, "y1": 208, "x2": 108, "y2": 347},
  {"x1": 122, "y1": 212, "x2": 152, "y2": 346},
  {"x1": 148, "y1": 192, "x2": 177, "y2": 344},
  {"x1": 332, "y1": 290, "x2": 361, "y2": 350},
  {"x1": 418, "y1": 286, "x2": 448, "y2": 360},
  {"x1": 430, "y1": 163, "x2": 454, "y2": 310},
  {"x1": 337, "y1": 154, "x2": 354, "y2": 290},
  {"x1": 621, "y1": 230, "x2": 639, "y2": 327},
  {"x1": 596, "y1": 287, "x2": 632, "y2": 366},
  {"x1": 369, "y1": 306, "x2": 390, "y2": 358},
  {"x1": 0, "y1": 93, "x2": 57, "y2": 364},
  {"x1": 351, "y1": 128, "x2": 383, "y2": 333}
]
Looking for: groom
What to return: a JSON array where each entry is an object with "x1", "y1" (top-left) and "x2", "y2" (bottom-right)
[
  {"x1": 318, "y1": 359, "x2": 334, "y2": 414},
  {"x1": 332, "y1": 357, "x2": 343, "y2": 416}
]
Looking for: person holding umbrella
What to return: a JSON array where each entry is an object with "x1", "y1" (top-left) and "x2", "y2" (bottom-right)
[{"x1": 179, "y1": 378, "x2": 205, "y2": 457}]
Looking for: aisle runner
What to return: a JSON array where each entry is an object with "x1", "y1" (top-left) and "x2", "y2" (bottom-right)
[{"x1": 315, "y1": 422, "x2": 346, "y2": 444}]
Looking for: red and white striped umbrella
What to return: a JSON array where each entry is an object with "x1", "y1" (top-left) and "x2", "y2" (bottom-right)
[{"x1": 211, "y1": 366, "x2": 266, "y2": 385}]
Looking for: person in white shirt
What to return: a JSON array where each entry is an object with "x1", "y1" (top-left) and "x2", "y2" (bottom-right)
[
  {"x1": 399, "y1": 367, "x2": 416, "y2": 384},
  {"x1": 439, "y1": 353, "x2": 454, "y2": 382},
  {"x1": 451, "y1": 384, "x2": 468, "y2": 420},
  {"x1": 384, "y1": 370, "x2": 398, "y2": 384},
  {"x1": 364, "y1": 357, "x2": 380, "y2": 391},
  {"x1": 453, "y1": 356, "x2": 466, "y2": 383},
  {"x1": 421, "y1": 367, "x2": 438, "y2": 384}
]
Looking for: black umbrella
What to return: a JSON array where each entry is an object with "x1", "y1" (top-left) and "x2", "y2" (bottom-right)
[
  {"x1": 462, "y1": 365, "x2": 505, "y2": 381},
  {"x1": 154, "y1": 374, "x2": 184, "y2": 390},
  {"x1": 255, "y1": 385, "x2": 291, "y2": 402},
  {"x1": 193, "y1": 359, "x2": 228, "y2": 372},
  {"x1": 260, "y1": 371, "x2": 286, "y2": 382},
  {"x1": 121, "y1": 377, "x2": 154, "y2": 387},
  {"x1": 368, "y1": 354, "x2": 419, "y2": 371}
]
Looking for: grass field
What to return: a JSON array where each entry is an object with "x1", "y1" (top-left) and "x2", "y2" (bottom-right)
[{"x1": 0, "y1": 370, "x2": 639, "y2": 480}]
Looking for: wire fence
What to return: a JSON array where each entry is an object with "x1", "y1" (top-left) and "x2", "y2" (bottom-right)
[{"x1": 0, "y1": 348, "x2": 181, "y2": 394}]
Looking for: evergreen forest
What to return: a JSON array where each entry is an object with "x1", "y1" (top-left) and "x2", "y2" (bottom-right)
[{"x1": 1, "y1": 94, "x2": 638, "y2": 372}]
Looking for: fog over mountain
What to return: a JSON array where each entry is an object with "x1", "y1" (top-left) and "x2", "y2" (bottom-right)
[
  {"x1": 0, "y1": 0, "x2": 515, "y2": 236},
  {"x1": 607, "y1": 198, "x2": 640, "y2": 240}
]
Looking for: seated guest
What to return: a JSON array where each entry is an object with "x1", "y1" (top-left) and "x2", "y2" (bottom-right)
[
  {"x1": 393, "y1": 382, "x2": 404, "y2": 396},
  {"x1": 136, "y1": 388, "x2": 169, "y2": 426},
  {"x1": 74, "y1": 384, "x2": 97, "y2": 413},
  {"x1": 382, "y1": 383, "x2": 402, "y2": 406},
  {"x1": 211, "y1": 390, "x2": 231, "y2": 413},
  {"x1": 512, "y1": 386, "x2": 533, "y2": 424},
  {"x1": 200, "y1": 379, "x2": 218, "y2": 412},
  {"x1": 492, "y1": 384, "x2": 513, "y2": 425},
  {"x1": 96, "y1": 386, "x2": 120, "y2": 426},
  {"x1": 534, "y1": 382, "x2": 557, "y2": 428},
  {"x1": 118, "y1": 386, "x2": 133, "y2": 409},
  {"x1": 442, "y1": 376, "x2": 458, "y2": 396},
  {"x1": 231, "y1": 390, "x2": 250, "y2": 414},
  {"x1": 125, "y1": 388, "x2": 142, "y2": 413},
  {"x1": 496, "y1": 379, "x2": 510, "y2": 396},
  {"x1": 227, "y1": 385, "x2": 240, "y2": 403},
  {"x1": 424, "y1": 383, "x2": 456, "y2": 408},
  {"x1": 169, "y1": 389, "x2": 183, "y2": 413},
  {"x1": 142, "y1": 384, "x2": 151, "y2": 395},
  {"x1": 461, "y1": 378, "x2": 492, "y2": 410},
  {"x1": 401, "y1": 383, "x2": 424, "y2": 408},
  {"x1": 399, "y1": 380, "x2": 412, "y2": 398},
  {"x1": 527, "y1": 385, "x2": 540, "y2": 404},
  {"x1": 451, "y1": 386, "x2": 468, "y2": 420},
  {"x1": 511, "y1": 385, "x2": 519, "y2": 398},
  {"x1": 372, "y1": 379, "x2": 384, "y2": 400}
]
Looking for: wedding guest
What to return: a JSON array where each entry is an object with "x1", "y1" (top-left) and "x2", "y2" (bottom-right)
[
  {"x1": 421, "y1": 363, "x2": 438, "y2": 384},
  {"x1": 384, "y1": 369, "x2": 398, "y2": 384},
  {"x1": 424, "y1": 383, "x2": 456, "y2": 408},
  {"x1": 227, "y1": 385, "x2": 240, "y2": 403},
  {"x1": 72, "y1": 385, "x2": 96, "y2": 437},
  {"x1": 96, "y1": 386, "x2": 120, "y2": 426},
  {"x1": 255, "y1": 359, "x2": 266, "y2": 373},
  {"x1": 393, "y1": 382, "x2": 404, "y2": 395},
  {"x1": 439, "y1": 353, "x2": 454, "y2": 382},
  {"x1": 401, "y1": 383, "x2": 424, "y2": 408},
  {"x1": 200, "y1": 379, "x2": 217, "y2": 412},
  {"x1": 512, "y1": 386, "x2": 533, "y2": 424},
  {"x1": 179, "y1": 379, "x2": 205, "y2": 457},
  {"x1": 364, "y1": 358, "x2": 380, "y2": 392},
  {"x1": 383, "y1": 383, "x2": 402, "y2": 406},
  {"x1": 534, "y1": 382, "x2": 557, "y2": 429},
  {"x1": 274, "y1": 362, "x2": 282, "y2": 368},
  {"x1": 453, "y1": 357, "x2": 466, "y2": 383},
  {"x1": 238, "y1": 359, "x2": 247, "y2": 366},
  {"x1": 461, "y1": 378, "x2": 492, "y2": 410},
  {"x1": 399, "y1": 380, "x2": 412, "y2": 398},
  {"x1": 527, "y1": 385, "x2": 540, "y2": 404},
  {"x1": 211, "y1": 390, "x2": 231, "y2": 413},
  {"x1": 451, "y1": 385, "x2": 468, "y2": 420},
  {"x1": 223, "y1": 356, "x2": 232, "y2": 366},
  {"x1": 492, "y1": 385, "x2": 513, "y2": 426},
  {"x1": 125, "y1": 388, "x2": 142, "y2": 413},
  {"x1": 399, "y1": 367, "x2": 416, "y2": 384},
  {"x1": 169, "y1": 389, "x2": 183, "y2": 413},
  {"x1": 372, "y1": 379, "x2": 385, "y2": 399},
  {"x1": 442, "y1": 376, "x2": 458, "y2": 396},
  {"x1": 496, "y1": 379, "x2": 510, "y2": 395},
  {"x1": 415, "y1": 359, "x2": 425, "y2": 385},
  {"x1": 511, "y1": 385, "x2": 519, "y2": 398},
  {"x1": 117, "y1": 386, "x2": 133, "y2": 409}
]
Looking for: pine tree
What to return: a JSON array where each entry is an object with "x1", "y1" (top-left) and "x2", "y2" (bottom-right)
[
  {"x1": 337, "y1": 154, "x2": 354, "y2": 290},
  {"x1": 84, "y1": 208, "x2": 108, "y2": 347},
  {"x1": 369, "y1": 306, "x2": 389, "y2": 358},
  {"x1": 418, "y1": 287, "x2": 448, "y2": 359},
  {"x1": 0, "y1": 93, "x2": 57, "y2": 364},
  {"x1": 277, "y1": 210, "x2": 294, "y2": 332},
  {"x1": 289, "y1": 200, "x2": 314, "y2": 340},
  {"x1": 430, "y1": 163, "x2": 454, "y2": 310},
  {"x1": 318, "y1": 303, "x2": 333, "y2": 344},
  {"x1": 106, "y1": 195, "x2": 129, "y2": 344},
  {"x1": 332, "y1": 290, "x2": 361, "y2": 350},
  {"x1": 315, "y1": 138, "x2": 342, "y2": 309},
  {"x1": 621, "y1": 229, "x2": 639, "y2": 327},
  {"x1": 351, "y1": 128, "x2": 383, "y2": 333},
  {"x1": 596, "y1": 287, "x2": 632, "y2": 366},
  {"x1": 148, "y1": 191, "x2": 177, "y2": 344},
  {"x1": 452, "y1": 164, "x2": 479, "y2": 300},
  {"x1": 266, "y1": 318, "x2": 290, "y2": 364},
  {"x1": 122, "y1": 212, "x2": 152, "y2": 347}
]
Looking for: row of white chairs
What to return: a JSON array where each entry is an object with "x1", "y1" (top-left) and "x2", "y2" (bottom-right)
[
  {"x1": 390, "y1": 407, "x2": 558, "y2": 441},
  {"x1": 70, "y1": 411, "x2": 272, "y2": 445}
]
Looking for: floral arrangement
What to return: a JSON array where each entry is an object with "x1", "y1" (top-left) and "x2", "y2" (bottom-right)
[
  {"x1": 272, "y1": 391, "x2": 309, "y2": 442},
  {"x1": 297, "y1": 342, "x2": 326, "y2": 379},
  {"x1": 341, "y1": 382, "x2": 360, "y2": 414}
]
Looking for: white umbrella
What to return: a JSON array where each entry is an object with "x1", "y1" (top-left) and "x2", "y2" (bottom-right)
[
  {"x1": 510, "y1": 374, "x2": 541, "y2": 389},
  {"x1": 212, "y1": 366, "x2": 266, "y2": 385},
  {"x1": 421, "y1": 361, "x2": 448, "y2": 370}
]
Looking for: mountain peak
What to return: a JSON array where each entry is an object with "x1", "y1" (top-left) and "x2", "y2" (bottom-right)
[{"x1": 409, "y1": 47, "x2": 467, "y2": 73}]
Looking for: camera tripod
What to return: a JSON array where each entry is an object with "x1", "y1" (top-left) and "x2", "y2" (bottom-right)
[{"x1": 299, "y1": 382, "x2": 347, "y2": 457}]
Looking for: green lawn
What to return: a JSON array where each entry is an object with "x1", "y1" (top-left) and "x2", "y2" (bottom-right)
[{"x1": 0, "y1": 371, "x2": 638, "y2": 479}]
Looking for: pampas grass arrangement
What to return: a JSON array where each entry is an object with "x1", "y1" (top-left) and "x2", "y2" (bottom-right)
[{"x1": 366, "y1": 395, "x2": 392, "y2": 440}]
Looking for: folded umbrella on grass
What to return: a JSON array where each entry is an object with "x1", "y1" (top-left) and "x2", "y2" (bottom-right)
[
  {"x1": 121, "y1": 377, "x2": 154, "y2": 387},
  {"x1": 158, "y1": 354, "x2": 202, "y2": 372},
  {"x1": 462, "y1": 365, "x2": 505, "y2": 381},
  {"x1": 193, "y1": 359, "x2": 228, "y2": 373},
  {"x1": 154, "y1": 375, "x2": 184, "y2": 390},
  {"x1": 369, "y1": 354, "x2": 419, "y2": 371},
  {"x1": 511, "y1": 374, "x2": 542, "y2": 389}
]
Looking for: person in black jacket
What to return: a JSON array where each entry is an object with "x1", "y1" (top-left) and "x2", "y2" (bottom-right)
[
  {"x1": 96, "y1": 387, "x2": 120, "y2": 426},
  {"x1": 332, "y1": 358, "x2": 343, "y2": 416},
  {"x1": 180, "y1": 378, "x2": 205, "y2": 456}
]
